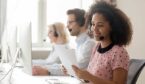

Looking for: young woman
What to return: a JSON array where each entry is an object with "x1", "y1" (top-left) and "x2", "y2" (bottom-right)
[
  {"x1": 32, "y1": 22, "x2": 70, "y2": 76},
  {"x1": 72, "y1": 2, "x2": 133, "y2": 84}
]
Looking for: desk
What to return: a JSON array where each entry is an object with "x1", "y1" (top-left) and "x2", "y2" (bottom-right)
[
  {"x1": 0, "y1": 64, "x2": 88, "y2": 84},
  {"x1": 11, "y1": 68, "x2": 82, "y2": 84},
  {"x1": 0, "y1": 63, "x2": 13, "y2": 84}
]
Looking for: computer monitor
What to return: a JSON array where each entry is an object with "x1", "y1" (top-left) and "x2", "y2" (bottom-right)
[
  {"x1": 0, "y1": 24, "x2": 17, "y2": 74},
  {"x1": 1, "y1": 24, "x2": 17, "y2": 64},
  {"x1": 7, "y1": 25, "x2": 17, "y2": 64},
  {"x1": 1, "y1": 27, "x2": 8, "y2": 63},
  {"x1": 18, "y1": 22, "x2": 32, "y2": 75}
]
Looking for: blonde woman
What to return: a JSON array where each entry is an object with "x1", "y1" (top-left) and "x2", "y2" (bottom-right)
[{"x1": 32, "y1": 22, "x2": 70, "y2": 76}]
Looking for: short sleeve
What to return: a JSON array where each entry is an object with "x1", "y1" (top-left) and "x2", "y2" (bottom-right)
[{"x1": 111, "y1": 46, "x2": 129, "y2": 71}]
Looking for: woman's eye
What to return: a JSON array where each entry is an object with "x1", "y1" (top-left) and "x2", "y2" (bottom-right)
[
  {"x1": 49, "y1": 30, "x2": 53, "y2": 33},
  {"x1": 97, "y1": 24, "x2": 104, "y2": 27}
]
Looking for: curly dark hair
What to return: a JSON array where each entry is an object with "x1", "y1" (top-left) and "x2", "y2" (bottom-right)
[
  {"x1": 87, "y1": 1, "x2": 133, "y2": 46},
  {"x1": 67, "y1": 8, "x2": 86, "y2": 27}
]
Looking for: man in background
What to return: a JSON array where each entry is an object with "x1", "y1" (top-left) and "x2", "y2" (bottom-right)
[{"x1": 66, "y1": 8, "x2": 96, "y2": 69}]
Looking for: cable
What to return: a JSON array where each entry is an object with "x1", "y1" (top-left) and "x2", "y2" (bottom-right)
[
  {"x1": 0, "y1": 48, "x2": 20, "y2": 82},
  {"x1": 0, "y1": 64, "x2": 16, "y2": 82}
]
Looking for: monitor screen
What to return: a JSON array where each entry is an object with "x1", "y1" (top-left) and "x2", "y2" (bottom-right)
[
  {"x1": 1, "y1": 24, "x2": 17, "y2": 64},
  {"x1": 7, "y1": 25, "x2": 17, "y2": 64},
  {"x1": 1, "y1": 26, "x2": 8, "y2": 63},
  {"x1": 18, "y1": 22, "x2": 32, "y2": 75},
  {"x1": 0, "y1": 24, "x2": 17, "y2": 75}
]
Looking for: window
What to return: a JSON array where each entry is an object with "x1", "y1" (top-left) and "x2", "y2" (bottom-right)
[
  {"x1": 6, "y1": 0, "x2": 38, "y2": 43},
  {"x1": 6, "y1": 0, "x2": 93, "y2": 46},
  {"x1": 47, "y1": 0, "x2": 93, "y2": 25},
  {"x1": 46, "y1": 0, "x2": 93, "y2": 47}
]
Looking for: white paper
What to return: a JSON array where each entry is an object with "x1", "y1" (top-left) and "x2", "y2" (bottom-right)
[
  {"x1": 56, "y1": 48, "x2": 77, "y2": 76},
  {"x1": 45, "y1": 78, "x2": 69, "y2": 84}
]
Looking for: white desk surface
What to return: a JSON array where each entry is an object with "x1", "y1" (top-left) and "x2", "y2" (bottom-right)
[{"x1": 11, "y1": 68, "x2": 83, "y2": 84}]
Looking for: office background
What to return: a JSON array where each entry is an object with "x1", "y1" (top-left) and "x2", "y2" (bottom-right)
[
  {"x1": 118, "y1": 0, "x2": 145, "y2": 83},
  {"x1": 0, "y1": 0, "x2": 145, "y2": 83}
]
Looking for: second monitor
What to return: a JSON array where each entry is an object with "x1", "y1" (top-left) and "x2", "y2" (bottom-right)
[{"x1": 18, "y1": 22, "x2": 32, "y2": 75}]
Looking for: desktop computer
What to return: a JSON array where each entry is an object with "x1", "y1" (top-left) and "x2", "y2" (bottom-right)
[
  {"x1": 18, "y1": 22, "x2": 32, "y2": 75},
  {"x1": 0, "y1": 22, "x2": 32, "y2": 83},
  {"x1": 0, "y1": 24, "x2": 17, "y2": 73}
]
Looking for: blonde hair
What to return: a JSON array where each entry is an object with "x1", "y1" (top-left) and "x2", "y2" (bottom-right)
[{"x1": 48, "y1": 22, "x2": 69, "y2": 44}]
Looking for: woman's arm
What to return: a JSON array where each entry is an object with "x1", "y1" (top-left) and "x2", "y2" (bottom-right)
[
  {"x1": 32, "y1": 66, "x2": 50, "y2": 76},
  {"x1": 90, "y1": 68, "x2": 127, "y2": 84},
  {"x1": 72, "y1": 65, "x2": 128, "y2": 84}
]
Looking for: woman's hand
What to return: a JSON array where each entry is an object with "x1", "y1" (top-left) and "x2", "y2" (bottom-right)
[
  {"x1": 32, "y1": 66, "x2": 49, "y2": 76},
  {"x1": 61, "y1": 65, "x2": 69, "y2": 76},
  {"x1": 72, "y1": 65, "x2": 91, "y2": 80}
]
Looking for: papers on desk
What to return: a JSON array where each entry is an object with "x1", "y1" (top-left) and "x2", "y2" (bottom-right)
[
  {"x1": 44, "y1": 76, "x2": 83, "y2": 84},
  {"x1": 45, "y1": 78, "x2": 69, "y2": 84},
  {"x1": 56, "y1": 48, "x2": 78, "y2": 77}
]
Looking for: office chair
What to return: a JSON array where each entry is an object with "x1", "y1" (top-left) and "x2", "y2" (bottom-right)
[{"x1": 127, "y1": 59, "x2": 145, "y2": 84}]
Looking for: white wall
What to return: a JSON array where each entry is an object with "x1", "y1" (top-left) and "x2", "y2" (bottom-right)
[
  {"x1": 117, "y1": 0, "x2": 145, "y2": 59},
  {"x1": 117, "y1": 0, "x2": 145, "y2": 83},
  {"x1": 32, "y1": 47, "x2": 50, "y2": 59}
]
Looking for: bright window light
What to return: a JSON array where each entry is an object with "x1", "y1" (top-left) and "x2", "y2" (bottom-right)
[
  {"x1": 6, "y1": 0, "x2": 38, "y2": 43},
  {"x1": 6, "y1": 0, "x2": 93, "y2": 45}
]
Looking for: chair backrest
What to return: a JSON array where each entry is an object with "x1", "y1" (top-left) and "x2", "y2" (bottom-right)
[{"x1": 127, "y1": 59, "x2": 145, "y2": 84}]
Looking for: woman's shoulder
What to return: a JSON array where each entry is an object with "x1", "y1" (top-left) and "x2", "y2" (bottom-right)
[
  {"x1": 112, "y1": 45, "x2": 126, "y2": 51},
  {"x1": 111, "y1": 45, "x2": 128, "y2": 55}
]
